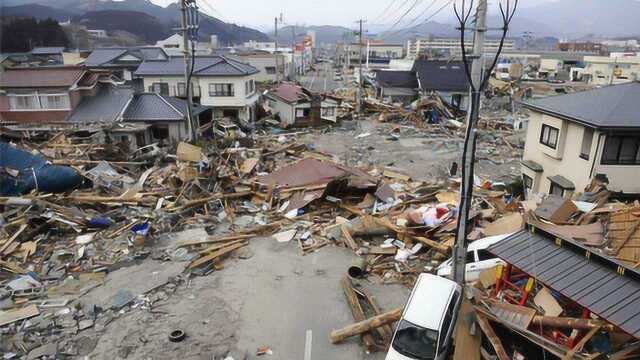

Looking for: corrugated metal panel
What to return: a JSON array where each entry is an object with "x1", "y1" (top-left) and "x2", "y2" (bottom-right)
[{"x1": 488, "y1": 230, "x2": 640, "y2": 338}]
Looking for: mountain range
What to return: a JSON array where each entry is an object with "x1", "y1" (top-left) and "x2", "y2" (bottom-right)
[{"x1": 0, "y1": 0, "x2": 269, "y2": 45}]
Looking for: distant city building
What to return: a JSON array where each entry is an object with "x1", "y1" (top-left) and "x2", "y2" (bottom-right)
[
  {"x1": 406, "y1": 37, "x2": 515, "y2": 58},
  {"x1": 557, "y1": 41, "x2": 604, "y2": 53},
  {"x1": 87, "y1": 29, "x2": 108, "y2": 38},
  {"x1": 582, "y1": 55, "x2": 640, "y2": 85}
]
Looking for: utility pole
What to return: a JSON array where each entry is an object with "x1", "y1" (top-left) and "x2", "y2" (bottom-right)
[
  {"x1": 452, "y1": 0, "x2": 487, "y2": 285},
  {"x1": 274, "y1": 17, "x2": 279, "y2": 82},
  {"x1": 356, "y1": 19, "x2": 365, "y2": 117},
  {"x1": 290, "y1": 25, "x2": 296, "y2": 81},
  {"x1": 179, "y1": 0, "x2": 198, "y2": 142}
]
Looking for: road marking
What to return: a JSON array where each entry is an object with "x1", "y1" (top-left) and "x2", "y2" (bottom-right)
[{"x1": 304, "y1": 329, "x2": 313, "y2": 360}]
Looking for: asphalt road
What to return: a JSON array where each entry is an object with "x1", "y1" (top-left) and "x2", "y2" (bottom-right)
[{"x1": 299, "y1": 62, "x2": 347, "y2": 92}]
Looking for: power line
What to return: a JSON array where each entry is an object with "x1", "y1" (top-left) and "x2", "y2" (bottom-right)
[
  {"x1": 386, "y1": 0, "x2": 453, "y2": 38},
  {"x1": 371, "y1": 0, "x2": 399, "y2": 24},
  {"x1": 394, "y1": 0, "x2": 440, "y2": 33},
  {"x1": 384, "y1": 0, "x2": 424, "y2": 33},
  {"x1": 376, "y1": 0, "x2": 412, "y2": 25}
]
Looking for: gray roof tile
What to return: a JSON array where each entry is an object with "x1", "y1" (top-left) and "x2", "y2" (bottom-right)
[
  {"x1": 521, "y1": 82, "x2": 640, "y2": 129},
  {"x1": 135, "y1": 56, "x2": 258, "y2": 77},
  {"x1": 67, "y1": 86, "x2": 134, "y2": 123},
  {"x1": 123, "y1": 93, "x2": 184, "y2": 121}
]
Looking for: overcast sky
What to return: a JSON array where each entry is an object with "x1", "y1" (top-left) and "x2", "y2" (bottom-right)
[{"x1": 151, "y1": 0, "x2": 558, "y2": 30}]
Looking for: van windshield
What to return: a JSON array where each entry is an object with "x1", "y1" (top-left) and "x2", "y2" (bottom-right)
[{"x1": 391, "y1": 319, "x2": 438, "y2": 360}]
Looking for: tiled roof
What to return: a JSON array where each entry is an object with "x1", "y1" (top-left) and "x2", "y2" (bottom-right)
[
  {"x1": 31, "y1": 47, "x2": 65, "y2": 55},
  {"x1": 520, "y1": 82, "x2": 640, "y2": 129},
  {"x1": 0, "y1": 67, "x2": 84, "y2": 88},
  {"x1": 489, "y1": 229, "x2": 640, "y2": 339},
  {"x1": 267, "y1": 83, "x2": 310, "y2": 103},
  {"x1": 67, "y1": 86, "x2": 134, "y2": 123},
  {"x1": 123, "y1": 93, "x2": 185, "y2": 122},
  {"x1": 83, "y1": 47, "x2": 168, "y2": 67},
  {"x1": 412, "y1": 59, "x2": 469, "y2": 93},
  {"x1": 374, "y1": 70, "x2": 418, "y2": 88},
  {"x1": 135, "y1": 56, "x2": 258, "y2": 77}
]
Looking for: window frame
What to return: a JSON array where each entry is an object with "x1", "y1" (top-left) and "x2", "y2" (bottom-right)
[
  {"x1": 7, "y1": 91, "x2": 70, "y2": 111},
  {"x1": 601, "y1": 135, "x2": 640, "y2": 165},
  {"x1": 580, "y1": 127, "x2": 594, "y2": 160},
  {"x1": 540, "y1": 124, "x2": 559, "y2": 149},
  {"x1": 209, "y1": 83, "x2": 234, "y2": 97},
  {"x1": 151, "y1": 82, "x2": 169, "y2": 96},
  {"x1": 549, "y1": 182, "x2": 565, "y2": 197},
  {"x1": 523, "y1": 174, "x2": 533, "y2": 190},
  {"x1": 321, "y1": 106, "x2": 336, "y2": 117}
]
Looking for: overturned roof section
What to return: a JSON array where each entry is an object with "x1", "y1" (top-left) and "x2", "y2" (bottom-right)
[
  {"x1": 135, "y1": 56, "x2": 258, "y2": 77},
  {"x1": 488, "y1": 229, "x2": 640, "y2": 338},
  {"x1": 266, "y1": 82, "x2": 311, "y2": 103},
  {"x1": 412, "y1": 59, "x2": 468, "y2": 93},
  {"x1": 374, "y1": 70, "x2": 418, "y2": 89},
  {"x1": 520, "y1": 82, "x2": 640, "y2": 130},
  {"x1": 256, "y1": 158, "x2": 377, "y2": 189},
  {"x1": 0, "y1": 66, "x2": 85, "y2": 88}
]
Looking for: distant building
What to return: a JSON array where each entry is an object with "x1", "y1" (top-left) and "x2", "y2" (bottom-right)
[
  {"x1": 155, "y1": 34, "x2": 212, "y2": 56},
  {"x1": 83, "y1": 47, "x2": 169, "y2": 81},
  {"x1": 582, "y1": 55, "x2": 640, "y2": 85},
  {"x1": 87, "y1": 29, "x2": 108, "y2": 38},
  {"x1": 520, "y1": 82, "x2": 640, "y2": 198},
  {"x1": 406, "y1": 37, "x2": 515, "y2": 58},
  {"x1": 227, "y1": 50, "x2": 289, "y2": 83},
  {"x1": 557, "y1": 41, "x2": 604, "y2": 53}
]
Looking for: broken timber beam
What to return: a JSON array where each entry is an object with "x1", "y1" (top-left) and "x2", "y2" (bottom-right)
[
  {"x1": 475, "y1": 313, "x2": 510, "y2": 360},
  {"x1": 340, "y1": 276, "x2": 376, "y2": 352},
  {"x1": 532, "y1": 316, "x2": 617, "y2": 332},
  {"x1": 329, "y1": 308, "x2": 402, "y2": 344}
]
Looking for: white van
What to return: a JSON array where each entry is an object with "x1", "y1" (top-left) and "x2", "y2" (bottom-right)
[
  {"x1": 386, "y1": 273, "x2": 462, "y2": 360},
  {"x1": 436, "y1": 233, "x2": 511, "y2": 283}
]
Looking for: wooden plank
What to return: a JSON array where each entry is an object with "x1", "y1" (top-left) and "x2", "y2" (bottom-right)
[
  {"x1": 0, "y1": 224, "x2": 27, "y2": 256},
  {"x1": 187, "y1": 242, "x2": 246, "y2": 269},
  {"x1": 475, "y1": 313, "x2": 510, "y2": 360},
  {"x1": 0, "y1": 304, "x2": 40, "y2": 326},
  {"x1": 340, "y1": 276, "x2": 376, "y2": 352},
  {"x1": 561, "y1": 326, "x2": 601, "y2": 360},
  {"x1": 453, "y1": 298, "x2": 481, "y2": 360},
  {"x1": 341, "y1": 225, "x2": 358, "y2": 251},
  {"x1": 359, "y1": 287, "x2": 393, "y2": 343}
]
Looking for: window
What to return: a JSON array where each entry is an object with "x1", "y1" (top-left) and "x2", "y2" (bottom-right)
[
  {"x1": 39, "y1": 94, "x2": 70, "y2": 110},
  {"x1": 465, "y1": 251, "x2": 476, "y2": 263},
  {"x1": 523, "y1": 174, "x2": 533, "y2": 190},
  {"x1": 601, "y1": 135, "x2": 640, "y2": 165},
  {"x1": 540, "y1": 124, "x2": 559, "y2": 149},
  {"x1": 550, "y1": 182, "x2": 564, "y2": 197},
  {"x1": 244, "y1": 80, "x2": 255, "y2": 95},
  {"x1": 295, "y1": 108, "x2": 310, "y2": 118},
  {"x1": 151, "y1": 82, "x2": 169, "y2": 96},
  {"x1": 321, "y1": 107, "x2": 335, "y2": 117},
  {"x1": 8, "y1": 92, "x2": 70, "y2": 110},
  {"x1": 151, "y1": 125, "x2": 169, "y2": 140},
  {"x1": 438, "y1": 290, "x2": 459, "y2": 352},
  {"x1": 580, "y1": 128, "x2": 594, "y2": 160},
  {"x1": 8, "y1": 94, "x2": 39, "y2": 110},
  {"x1": 265, "y1": 66, "x2": 276, "y2": 74},
  {"x1": 477, "y1": 249, "x2": 495, "y2": 262},
  {"x1": 209, "y1": 83, "x2": 234, "y2": 97},
  {"x1": 177, "y1": 82, "x2": 186, "y2": 97}
]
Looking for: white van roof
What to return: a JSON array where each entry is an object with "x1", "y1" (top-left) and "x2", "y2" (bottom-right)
[
  {"x1": 403, "y1": 273, "x2": 459, "y2": 330},
  {"x1": 467, "y1": 233, "x2": 513, "y2": 251}
]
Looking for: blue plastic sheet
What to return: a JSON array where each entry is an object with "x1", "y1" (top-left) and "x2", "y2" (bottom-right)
[{"x1": 0, "y1": 142, "x2": 82, "y2": 196}]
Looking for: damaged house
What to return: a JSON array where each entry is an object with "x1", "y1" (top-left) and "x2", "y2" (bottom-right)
[
  {"x1": 135, "y1": 56, "x2": 259, "y2": 126},
  {"x1": 372, "y1": 59, "x2": 469, "y2": 110},
  {"x1": 264, "y1": 82, "x2": 340, "y2": 128},
  {"x1": 82, "y1": 47, "x2": 169, "y2": 82},
  {"x1": 0, "y1": 66, "x2": 115, "y2": 124},
  {"x1": 520, "y1": 81, "x2": 640, "y2": 198}
]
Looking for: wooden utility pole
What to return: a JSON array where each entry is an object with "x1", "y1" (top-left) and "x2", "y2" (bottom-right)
[
  {"x1": 290, "y1": 25, "x2": 296, "y2": 81},
  {"x1": 274, "y1": 16, "x2": 279, "y2": 83},
  {"x1": 356, "y1": 19, "x2": 365, "y2": 117},
  {"x1": 452, "y1": 0, "x2": 487, "y2": 285},
  {"x1": 179, "y1": 0, "x2": 198, "y2": 142}
]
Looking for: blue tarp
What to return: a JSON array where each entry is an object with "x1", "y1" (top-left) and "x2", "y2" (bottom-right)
[{"x1": 0, "y1": 142, "x2": 82, "y2": 195}]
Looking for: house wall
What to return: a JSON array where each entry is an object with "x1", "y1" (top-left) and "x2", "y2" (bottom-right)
[
  {"x1": 592, "y1": 134, "x2": 640, "y2": 194},
  {"x1": 140, "y1": 76, "x2": 200, "y2": 98},
  {"x1": 266, "y1": 97, "x2": 295, "y2": 127},
  {"x1": 583, "y1": 56, "x2": 640, "y2": 85},
  {"x1": 521, "y1": 111, "x2": 596, "y2": 196},
  {"x1": 0, "y1": 87, "x2": 76, "y2": 123},
  {"x1": 236, "y1": 55, "x2": 285, "y2": 83}
]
